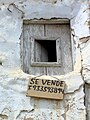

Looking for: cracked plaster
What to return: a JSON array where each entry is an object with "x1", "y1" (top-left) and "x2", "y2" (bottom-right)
[
  {"x1": 0, "y1": 70, "x2": 85, "y2": 119},
  {"x1": 0, "y1": 0, "x2": 89, "y2": 120}
]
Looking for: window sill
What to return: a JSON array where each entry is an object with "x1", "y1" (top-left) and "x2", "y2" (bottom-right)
[{"x1": 31, "y1": 62, "x2": 61, "y2": 67}]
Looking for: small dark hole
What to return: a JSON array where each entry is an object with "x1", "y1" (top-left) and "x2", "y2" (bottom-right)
[
  {"x1": 35, "y1": 40, "x2": 57, "y2": 62},
  {"x1": 0, "y1": 62, "x2": 2, "y2": 65}
]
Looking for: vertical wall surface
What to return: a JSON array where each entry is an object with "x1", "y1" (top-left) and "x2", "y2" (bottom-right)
[{"x1": 0, "y1": 0, "x2": 89, "y2": 120}]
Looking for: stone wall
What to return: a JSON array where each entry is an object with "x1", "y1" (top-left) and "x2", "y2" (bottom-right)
[{"x1": 0, "y1": 0, "x2": 89, "y2": 120}]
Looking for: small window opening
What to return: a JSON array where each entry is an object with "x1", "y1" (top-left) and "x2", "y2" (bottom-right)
[{"x1": 35, "y1": 40, "x2": 57, "y2": 62}]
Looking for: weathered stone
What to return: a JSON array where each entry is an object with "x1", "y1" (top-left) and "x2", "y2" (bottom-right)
[
  {"x1": 80, "y1": 36, "x2": 90, "y2": 43},
  {"x1": 0, "y1": 69, "x2": 85, "y2": 119},
  {"x1": 80, "y1": 41, "x2": 90, "y2": 84},
  {"x1": 0, "y1": 0, "x2": 89, "y2": 120}
]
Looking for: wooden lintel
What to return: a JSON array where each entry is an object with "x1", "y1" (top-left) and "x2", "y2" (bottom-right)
[{"x1": 23, "y1": 18, "x2": 70, "y2": 25}]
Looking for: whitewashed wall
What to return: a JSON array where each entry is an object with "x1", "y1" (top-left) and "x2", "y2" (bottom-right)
[{"x1": 0, "y1": 0, "x2": 89, "y2": 120}]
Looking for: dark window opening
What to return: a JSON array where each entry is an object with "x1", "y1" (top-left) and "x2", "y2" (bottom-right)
[{"x1": 35, "y1": 40, "x2": 57, "y2": 62}]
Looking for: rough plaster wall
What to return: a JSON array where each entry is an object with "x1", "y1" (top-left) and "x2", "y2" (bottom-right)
[
  {"x1": 71, "y1": 2, "x2": 90, "y2": 119},
  {"x1": 0, "y1": 0, "x2": 89, "y2": 120},
  {"x1": 0, "y1": 70, "x2": 86, "y2": 120},
  {"x1": 80, "y1": 36, "x2": 90, "y2": 120}
]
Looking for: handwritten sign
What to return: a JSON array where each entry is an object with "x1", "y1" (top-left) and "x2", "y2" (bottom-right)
[{"x1": 26, "y1": 78, "x2": 65, "y2": 100}]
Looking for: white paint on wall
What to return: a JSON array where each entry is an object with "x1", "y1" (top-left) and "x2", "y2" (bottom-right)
[{"x1": 0, "y1": 0, "x2": 89, "y2": 119}]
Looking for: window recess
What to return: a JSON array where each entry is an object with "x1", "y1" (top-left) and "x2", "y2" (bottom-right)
[{"x1": 31, "y1": 37, "x2": 61, "y2": 67}]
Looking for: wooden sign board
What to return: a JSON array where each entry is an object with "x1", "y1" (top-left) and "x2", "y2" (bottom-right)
[{"x1": 26, "y1": 78, "x2": 65, "y2": 100}]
